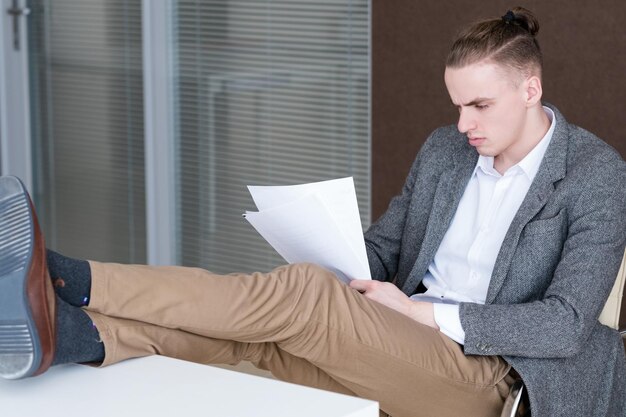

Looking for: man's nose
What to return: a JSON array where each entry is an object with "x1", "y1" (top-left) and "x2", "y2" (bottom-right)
[{"x1": 457, "y1": 109, "x2": 476, "y2": 133}]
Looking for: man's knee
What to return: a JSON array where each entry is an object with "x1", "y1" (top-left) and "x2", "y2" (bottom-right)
[{"x1": 288, "y1": 263, "x2": 339, "y2": 290}]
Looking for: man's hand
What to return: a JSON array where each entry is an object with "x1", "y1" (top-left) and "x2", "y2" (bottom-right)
[{"x1": 349, "y1": 280, "x2": 440, "y2": 330}]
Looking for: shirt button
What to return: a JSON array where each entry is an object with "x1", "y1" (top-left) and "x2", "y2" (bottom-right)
[{"x1": 476, "y1": 343, "x2": 491, "y2": 352}]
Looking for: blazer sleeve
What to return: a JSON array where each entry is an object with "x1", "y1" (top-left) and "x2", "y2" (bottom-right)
[{"x1": 460, "y1": 150, "x2": 626, "y2": 359}]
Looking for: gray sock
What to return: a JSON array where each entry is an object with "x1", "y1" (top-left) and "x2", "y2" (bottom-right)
[
  {"x1": 51, "y1": 296, "x2": 105, "y2": 366},
  {"x1": 46, "y1": 249, "x2": 92, "y2": 307}
]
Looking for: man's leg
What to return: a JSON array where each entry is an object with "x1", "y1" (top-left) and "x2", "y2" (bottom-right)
[
  {"x1": 46, "y1": 250, "x2": 356, "y2": 394},
  {"x1": 0, "y1": 175, "x2": 510, "y2": 417},
  {"x1": 85, "y1": 260, "x2": 512, "y2": 417},
  {"x1": 0, "y1": 175, "x2": 104, "y2": 377},
  {"x1": 85, "y1": 310, "x2": 357, "y2": 397}
]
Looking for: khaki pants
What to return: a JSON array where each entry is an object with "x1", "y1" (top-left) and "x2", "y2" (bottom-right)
[{"x1": 83, "y1": 261, "x2": 512, "y2": 417}]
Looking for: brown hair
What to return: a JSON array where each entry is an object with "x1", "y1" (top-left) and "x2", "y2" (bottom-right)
[{"x1": 446, "y1": 7, "x2": 543, "y2": 80}]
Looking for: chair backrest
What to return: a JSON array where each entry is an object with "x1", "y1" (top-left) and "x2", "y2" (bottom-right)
[{"x1": 598, "y1": 249, "x2": 626, "y2": 330}]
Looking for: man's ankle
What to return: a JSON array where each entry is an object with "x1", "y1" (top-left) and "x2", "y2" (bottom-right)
[
  {"x1": 47, "y1": 250, "x2": 92, "y2": 307},
  {"x1": 52, "y1": 296, "x2": 104, "y2": 366}
]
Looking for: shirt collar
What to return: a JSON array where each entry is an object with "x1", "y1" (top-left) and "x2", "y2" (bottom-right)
[{"x1": 474, "y1": 106, "x2": 556, "y2": 180}]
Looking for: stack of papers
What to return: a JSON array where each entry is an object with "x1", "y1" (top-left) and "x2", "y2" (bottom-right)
[{"x1": 243, "y1": 177, "x2": 371, "y2": 283}]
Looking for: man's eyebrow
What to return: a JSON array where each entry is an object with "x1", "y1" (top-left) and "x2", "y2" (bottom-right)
[
  {"x1": 466, "y1": 97, "x2": 493, "y2": 106},
  {"x1": 453, "y1": 97, "x2": 494, "y2": 107}
]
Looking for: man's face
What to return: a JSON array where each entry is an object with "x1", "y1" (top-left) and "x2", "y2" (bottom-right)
[{"x1": 444, "y1": 62, "x2": 531, "y2": 161}]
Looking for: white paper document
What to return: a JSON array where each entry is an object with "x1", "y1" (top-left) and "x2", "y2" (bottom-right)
[{"x1": 243, "y1": 177, "x2": 371, "y2": 283}]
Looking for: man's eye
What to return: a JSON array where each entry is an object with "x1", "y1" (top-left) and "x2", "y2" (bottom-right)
[{"x1": 476, "y1": 104, "x2": 488, "y2": 110}]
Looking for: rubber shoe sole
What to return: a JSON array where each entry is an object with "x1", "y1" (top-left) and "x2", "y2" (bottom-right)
[{"x1": 0, "y1": 176, "x2": 55, "y2": 379}]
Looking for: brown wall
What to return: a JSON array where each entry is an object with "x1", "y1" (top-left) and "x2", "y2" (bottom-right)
[{"x1": 372, "y1": 1, "x2": 626, "y2": 219}]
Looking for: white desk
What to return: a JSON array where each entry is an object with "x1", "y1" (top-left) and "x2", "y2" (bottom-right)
[{"x1": 0, "y1": 356, "x2": 378, "y2": 417}]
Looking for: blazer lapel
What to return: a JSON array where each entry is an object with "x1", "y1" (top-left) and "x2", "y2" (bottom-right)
[
  {"x1": 485, "y1": 104, "x2": 569, "y2": 303},
  {"x1": 401, "y1": 141, "x2": 478, "y2": 294}
]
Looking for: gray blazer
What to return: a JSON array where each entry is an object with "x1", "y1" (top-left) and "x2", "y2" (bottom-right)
[{"x1": 364, "y1": 104, "x2": 626, "y2": 416}]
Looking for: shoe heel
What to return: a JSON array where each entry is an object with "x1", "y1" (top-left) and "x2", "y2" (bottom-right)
[{"x1": 0, "y1": 321, "x2": 35, "y2": 379}]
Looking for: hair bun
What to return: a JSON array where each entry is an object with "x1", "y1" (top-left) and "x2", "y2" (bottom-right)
[
  {"x1": 446, "y1": 7, "x2": 543, "y2": 74},
  {"x1": 510, "y1": 6, "x2": 540, "y2": 37}
]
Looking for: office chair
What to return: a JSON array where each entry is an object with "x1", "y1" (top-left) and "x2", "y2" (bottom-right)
[{"x1": 501, "y1": 249, "x2": 626, "y2": 417}]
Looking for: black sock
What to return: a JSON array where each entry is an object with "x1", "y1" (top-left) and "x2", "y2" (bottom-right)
[
  {"x1": 46, "y1": 249, "x2": 92, "y2": 307},
  {"x1": 52, "y1": 296, "x2": 105, "y2": 366}
]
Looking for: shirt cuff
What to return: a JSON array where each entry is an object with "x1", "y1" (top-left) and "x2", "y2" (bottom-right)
[{"x1": 433, "y1": 303, "x2": 466, "y2": 345}]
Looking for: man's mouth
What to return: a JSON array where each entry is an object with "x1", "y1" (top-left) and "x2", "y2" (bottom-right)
[{"x1": 468, "y1": 136, "x2": 486, "y2": 147}]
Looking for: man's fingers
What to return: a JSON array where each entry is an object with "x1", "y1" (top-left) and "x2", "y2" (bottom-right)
[{"x1": 349, "y1": 279, "x2": 373, "y2": 292}]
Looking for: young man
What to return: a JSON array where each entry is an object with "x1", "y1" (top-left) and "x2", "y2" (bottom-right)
[{"x1": 1, "y1": 7, "x2": 625, "y2": 417}]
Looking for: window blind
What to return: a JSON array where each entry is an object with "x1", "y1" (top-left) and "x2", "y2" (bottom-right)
[
  {"x1": 173, "y1": 1, "x2": 371, "y2": 273},
  {"x1": 28, "y1": 0, "x2": 146, "y2": 263}
]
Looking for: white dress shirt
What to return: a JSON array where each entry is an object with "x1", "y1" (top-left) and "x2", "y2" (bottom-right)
[{"x1": 410, "y1": 107, "x2": 556, "y2": 344}]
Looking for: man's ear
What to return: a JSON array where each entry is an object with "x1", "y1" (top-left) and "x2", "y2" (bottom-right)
[{"x1": 524, "y1": 75, "x2": 543, "y2": 107}]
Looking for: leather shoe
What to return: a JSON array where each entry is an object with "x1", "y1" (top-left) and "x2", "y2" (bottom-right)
[{"x1": 0, "y1": 176, "x2": 56, "y2": 379}]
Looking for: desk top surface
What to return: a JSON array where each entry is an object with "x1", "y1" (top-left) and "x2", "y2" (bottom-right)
[{"x1": 0, "y1": 356, "x2": 378, "y2": 417}]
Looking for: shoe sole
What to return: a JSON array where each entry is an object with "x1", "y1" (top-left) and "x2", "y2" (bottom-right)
[{"x1": 0, "y1": 176, "x2": 54, "y2": 379}]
